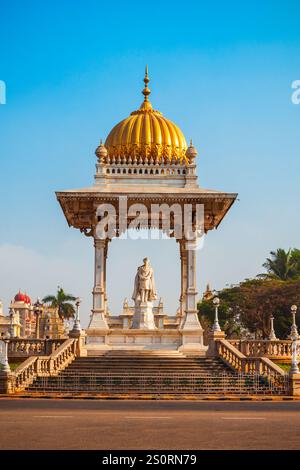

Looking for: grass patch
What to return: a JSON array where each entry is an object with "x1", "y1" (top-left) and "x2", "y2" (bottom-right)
[
  {"x1": 8, "y1": 362, "x2": 23, "y2": 371},
  {"x1": 277, "y1": 363, "x2": 291, "y2": 372}
]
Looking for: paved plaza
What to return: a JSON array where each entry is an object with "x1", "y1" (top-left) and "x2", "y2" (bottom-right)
[{"x1": 0, "y1": 399, "x2": 300, "y2": 450}]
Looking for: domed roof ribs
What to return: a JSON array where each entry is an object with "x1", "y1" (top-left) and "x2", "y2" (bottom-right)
[{"x1": 104, "y1": 68, "x2": 188, "y2": 162}]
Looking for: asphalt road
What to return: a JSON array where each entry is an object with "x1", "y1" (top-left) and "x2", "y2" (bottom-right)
[{"x1": 0, "y1": 399, "x2": 300, "y2": 450}]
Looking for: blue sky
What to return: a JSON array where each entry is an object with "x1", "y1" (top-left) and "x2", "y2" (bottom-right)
[{"x1": 0, "y1": 0, "x2": 299, "y2": 325}]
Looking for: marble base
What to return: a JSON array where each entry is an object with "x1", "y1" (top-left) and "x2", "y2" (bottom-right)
[
  {"x1": 131, "y1": 302, "x2": 156, "y2": 330},
  {"x1": 83, "y1": 327, "x2": 208, "y2": 357},
  {"x1": 178, "y1": 330, "x2": 207, "y2": 355},
  {"x1": 84, "y1": 328, "x2": 180, "y2": 354}
]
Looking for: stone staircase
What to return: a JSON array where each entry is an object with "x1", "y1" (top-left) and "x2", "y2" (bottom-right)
[{"x1": 25, "y1": 350, "x2": 278, "y2": 396}]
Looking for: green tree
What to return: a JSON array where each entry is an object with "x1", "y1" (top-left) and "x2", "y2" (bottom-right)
[
  {"x1": 197, "y1": 298, "x2": 243, "y2": 339},
  {"x1": 262, "y1": 248, "x2": 300, "y2": 280},
  {"x1": 198, "y1": 279, "x2": 300, "y2": 339},
  {"x1": 43, "y1": 286, "x2": 76, "y2": 320}
]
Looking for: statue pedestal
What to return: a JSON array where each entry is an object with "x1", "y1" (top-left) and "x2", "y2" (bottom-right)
[
  {"x1": 131, "y1": 302, "x2": 156, "y2": 330},
  {"x1": 88, "y1": 310, "x2": 109, "y2": 330}
]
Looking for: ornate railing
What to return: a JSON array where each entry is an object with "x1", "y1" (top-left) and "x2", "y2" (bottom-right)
[
  {"x1": 8, "y1": 338, "x2": 66, "y2": 357},
  {"x1": 216, "y1": 338, "x2": 245, "y2": 372},
  {"x1": 13, "y1": 338, "x2": 77, "y2": 391},
  {"x1": 14, "y1": 356, "x2": 39, "y2": 390},
  {"x1": 37, "y1": 339, "x2": 77, "y2": 377},
  {"x1": 216, "y1": 339, "x2": 286, "y2": 388},
  {"x1": 228, "y1": 339, "x2": 293, "y2": 359}
]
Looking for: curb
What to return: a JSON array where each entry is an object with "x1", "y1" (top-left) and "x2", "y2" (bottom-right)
[{"x1": 1, "y1": 394, "x2": 300, "y2": 401}]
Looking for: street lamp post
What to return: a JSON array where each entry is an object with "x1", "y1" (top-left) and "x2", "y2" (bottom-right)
[
  {"x1": 72, "y1": 298, "x2": 82, "y2": 334},
  {"x1": 268, "y1": 314, "x2": 278, "y2": 340},
  {"x1": 33, "y1": 298, "x2": 43, "y2": 339},
  {"x1": 9, "y1": 308, "x2": 15, "y2": 338},
  {"x1": 212, "y1": 297, "x2": 221, "y2": 332},
  {"x1": 1, "y1": 333, "x2": 11, "y2": 374},
  {"x1": 290, "y1": 305, "x2": 299, "y2": 341}
]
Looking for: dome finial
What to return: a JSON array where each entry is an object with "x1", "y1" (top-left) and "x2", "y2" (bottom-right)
[
  {"x1": 95, "y1": 139, "x2": 108, "y2": 162},
  {"x1": 142, "y1": 64, "x2": 151, "y2": 102}
]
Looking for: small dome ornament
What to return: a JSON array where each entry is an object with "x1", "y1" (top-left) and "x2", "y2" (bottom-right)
[
  {"x1": 186, "y1": 139, "x2": 198, "y2": 163},
  {"x1": 95, "y1": 140, "x2": 108, "y2": 162}
]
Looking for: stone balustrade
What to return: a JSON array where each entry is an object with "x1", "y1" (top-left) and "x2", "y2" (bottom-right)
[
  {"x1": 45, "y1": 338, "x2": 77, "y2": 377},
  {"x1": 228, "y1": 339, "x2": 294, "y2": 359},
  {"x1": 255, "y1": 357, "x2": 286, "y2": 384},
  {"x1": 8, "y1": 338, "x2": 66, "y2": 358},
  {"x1": 14, "y1": 356, "x2": 39, "y2": 390},
  {"x1": 216, "y1": 338, "x2": 245, "y2": 372},
  {"x1": 216, "y1": 339, "x2": 286, "y2": 386},
  {"x1": 12, "y1": 338, "x2": 77, "y2": 392}
]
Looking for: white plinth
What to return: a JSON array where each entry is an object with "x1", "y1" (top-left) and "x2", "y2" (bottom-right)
[
  {"x1": 131, "y1": 302, "x2": 157, "y2": 330},
  {"x1": 88, "y1": 311, "x2": 109, "y2": 329}
]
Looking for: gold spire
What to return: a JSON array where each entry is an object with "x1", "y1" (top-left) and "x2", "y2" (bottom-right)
[
  {"x1": 140, "y1": 65, "x2": 152, "y2": 110},
  {"x1": 142, "y1": 65, "x2": 150, "y2": 100}
]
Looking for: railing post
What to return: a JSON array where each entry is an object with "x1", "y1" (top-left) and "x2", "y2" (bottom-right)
[
  {"x1": 0, "y1": 370, "x2": 15, "y2": 394},
  {"x1": 49, "y1": 358, "x2": 55, "y2": 376},
  {"x1": 289, "y1": 341, "x2": 300, "y2": 396},
  {"x1": 289, "y1": 372, "x2": 300, "y2": 396},
  {"x1": 255, "y1": 358, "x2": 261, "y2": 375},
  {"x1": 207, "y1": 331, "x2": 226, "y2": 357}
]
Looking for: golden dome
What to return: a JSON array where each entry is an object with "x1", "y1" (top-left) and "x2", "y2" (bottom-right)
[{"x1": 105, "y1": 66, "x2": 188, "y2": 163}]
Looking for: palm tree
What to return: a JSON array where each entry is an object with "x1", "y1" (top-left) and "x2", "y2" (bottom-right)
[
  {"x1": 42, "y1": 286, "x2": 76, "y2": 319},
  {"x1": 291, "y1": 248, "x2": 300, "y2": 273},
  {"x1": 262, "y1": 248, "x2": 299, "y2": 281}
]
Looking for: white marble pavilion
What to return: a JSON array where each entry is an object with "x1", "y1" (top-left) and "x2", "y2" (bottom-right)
[{"x1": 56, "y1": 68, "x2": 237, "y2": 355}]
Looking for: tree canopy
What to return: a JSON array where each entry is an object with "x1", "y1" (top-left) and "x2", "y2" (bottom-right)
[{"x1": 198, "y1": 248, "x2": 300, "y2": 339}]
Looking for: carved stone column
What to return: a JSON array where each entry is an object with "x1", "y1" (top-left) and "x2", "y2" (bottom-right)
[
  {"x1": 182, "y1": 239, "x2": 201, "y2": 329},
  {"x1": 88, "y1": 238, "x2": 109, "y2": 329},
  {"x1": 178, "y1": 239, "x2": 187, "y2": 326},
  {"x1": 104, "y1": 240, "x2": 109, "y2": 316},
  {"x1": 179, "y1": 238, "x2": 205, "y2": 354}
]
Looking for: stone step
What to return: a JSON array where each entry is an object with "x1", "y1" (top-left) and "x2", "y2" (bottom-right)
[
  {"x1": 26, "y1": 354, "x2": 259, "y2": 394},
  {"x1": 49, "y1": 374, "x2": 229, "y2": 379},
  {"x1": 67, "y1": 370, "x2": 226, "y2": 373},
  {"x1": 67, "y1": 362, "x2": 224, "y2": 367},
  {"x1": 64, "y1": 370, "x2": 227, "y2": 374},
  {"x1": 27, "y1": 385, "x2": 274, "y2": 393},
  {"x1": 71, "y1": 362, "x2": 220, "y2": 365},
  {"x1": 68, "y1": 365, "x2": 224, "y2": 373},
  {"x1": 72, "y1": 356, "x2": 220, "y2": 364},
  {"x1": 103, "y1": 351, "x2": 185, "y2": 355}
]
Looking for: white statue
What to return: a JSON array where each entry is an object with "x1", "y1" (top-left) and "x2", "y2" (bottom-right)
[{"x1": 132, "y1": 257, "x2": 157, "y2": 304}]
